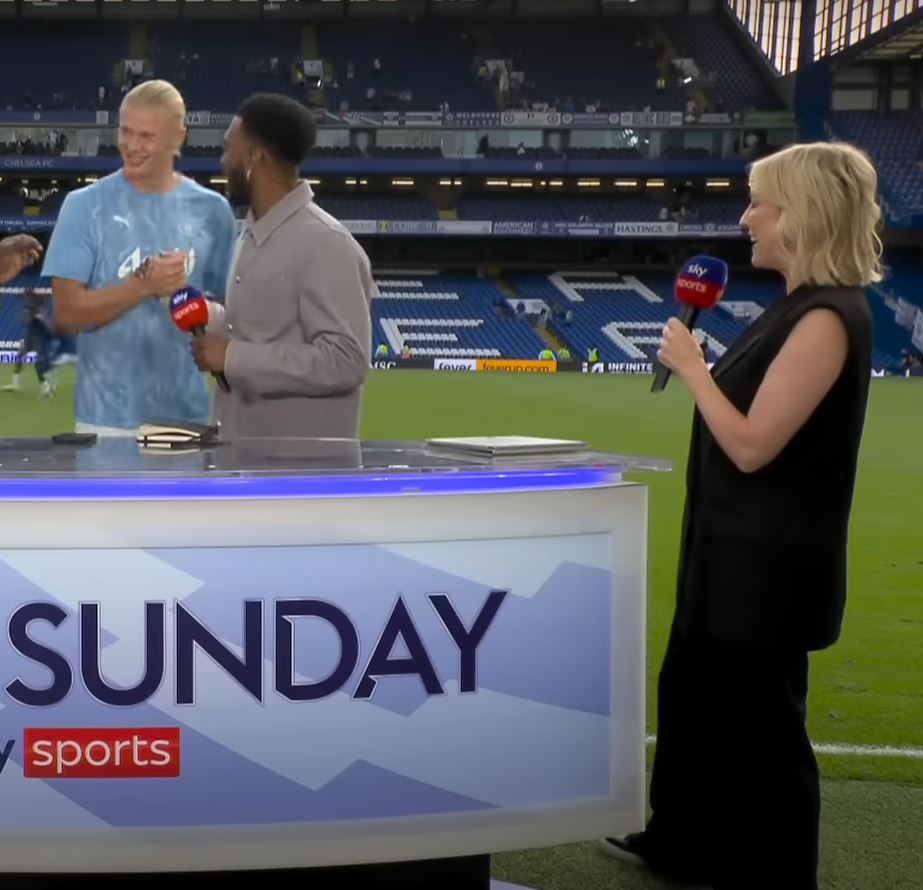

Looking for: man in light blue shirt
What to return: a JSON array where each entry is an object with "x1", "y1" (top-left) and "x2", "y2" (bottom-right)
[{"x1": 42, "y1": 79, "x2": 237, "y2": 434}]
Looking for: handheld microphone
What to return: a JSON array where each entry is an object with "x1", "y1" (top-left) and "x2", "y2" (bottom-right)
[
  {"x1": 170, "y1": 287, "x2": 231, "y2": 394},
  {"x1": 651, "y1": 254, "x2": 728, "y2": 393}
]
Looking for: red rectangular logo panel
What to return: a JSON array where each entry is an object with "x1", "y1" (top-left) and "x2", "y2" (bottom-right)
[{"x1": 23, "y1": 727, "x2": 181, "y2": 778}]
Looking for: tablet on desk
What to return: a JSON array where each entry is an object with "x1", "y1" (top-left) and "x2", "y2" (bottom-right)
[{"x1": 425, "y1": 436, "x2": 589, "y2": 456}]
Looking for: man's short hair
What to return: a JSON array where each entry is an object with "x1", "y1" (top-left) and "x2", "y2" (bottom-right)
[
  {"x1": 237, "y1": 94, "x2": 317, "y2": 167},
  {"x1": 121, "y1": 80, "x2": 187, "y2": 130}
]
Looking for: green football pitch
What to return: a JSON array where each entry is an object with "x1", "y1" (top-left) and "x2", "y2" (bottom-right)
[{"x1": 1, "y1": 365, "x2": 921, "y2": 889}]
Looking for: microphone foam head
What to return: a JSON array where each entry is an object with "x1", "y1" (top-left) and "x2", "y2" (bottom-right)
[
  {"x1": 170, "y1": 287, "x2": 208, "y2": 332},
  {"x1": 674, "y1": 255, "x2": 728, "y2": 310}
]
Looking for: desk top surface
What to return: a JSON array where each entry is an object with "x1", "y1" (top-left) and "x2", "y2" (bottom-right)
[
  {"x1": 0, "y1": 437, "x2": 671, "y2": 499},
  {"x1": 0, "y1": 436, "x2": 671, "y2": 478}
]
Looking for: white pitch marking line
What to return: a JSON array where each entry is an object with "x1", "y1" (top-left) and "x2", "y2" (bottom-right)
[{"x1": 644, "y1": 736, "x2": 923, "y2": 760}]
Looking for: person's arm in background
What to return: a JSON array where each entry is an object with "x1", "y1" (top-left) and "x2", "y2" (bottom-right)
[
  {"x1": 657, "y1": 309, "x2": 849, "y2": 473},
  {"x1": 0, "y1": 234, "x2": 43, "y2": 285},
  {"x1": 224, "y1": 230, "x2": 372, "y2": 397},
  {"x1": 45, "y1": 191, "x2": 185, "y2": 334}
]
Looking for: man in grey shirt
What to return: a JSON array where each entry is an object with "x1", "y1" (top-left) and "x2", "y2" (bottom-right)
[{"x1": 192, "y1": 93, "x2": 374, "y2": 439}]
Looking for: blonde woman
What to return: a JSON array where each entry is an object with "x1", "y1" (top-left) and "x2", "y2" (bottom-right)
[
  {"x1": 42, "y1": 79, "x2": 237, "y2": 435},
  {"x1": 602, "y1": 142, "x2": 882, "y2": 890}
]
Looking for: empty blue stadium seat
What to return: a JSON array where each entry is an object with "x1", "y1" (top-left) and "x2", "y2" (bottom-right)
[
  {"x1": 372, "y1": 276, "x2": 548, "y2": 359},
  {"x1": 0, "y1": 21, "x2": 127, "y2": 111},
  {"x1": 659, "y1": 15, "x2": 782, "y2": 112},
  {"x1": 830, "y1": 112, "x2": 923, "y2": 222}
]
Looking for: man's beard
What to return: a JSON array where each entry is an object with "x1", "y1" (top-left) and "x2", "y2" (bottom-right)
[{"x1": 226, "y1": 169, "x2": 251, "y2": 208}]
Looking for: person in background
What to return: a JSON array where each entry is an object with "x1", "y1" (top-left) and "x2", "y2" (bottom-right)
[
  {"x1": 0, "y1": 235, "x2": 46, "y2": 393},
  {"x1": 0, "y1": 234, "x2": 42, "y2": 285},
  {"x1": 2, "y1": 288, "x2": 56, "y2": 397},
  {"x1": 192, "y1": 93, "x2": 373, "y2": 439},
  {"x1": 41, "y1": 79, "x2": 237, "y2": 436},
  {"x1": 601, "y1": 142, "x2": 880, "y2": 890}
]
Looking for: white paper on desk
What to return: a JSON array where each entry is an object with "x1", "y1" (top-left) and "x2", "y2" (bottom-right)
[{"x1": 425, "y1": 435, "x2": 589, "y2": 456}]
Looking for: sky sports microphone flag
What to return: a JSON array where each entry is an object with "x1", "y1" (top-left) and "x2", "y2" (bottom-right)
[
  {"x1": 650, "y1": 254, "x2": 728, "y2": 393},
  {"x1": 170, "y1": 287, "x2": 231, "y2": 393}
]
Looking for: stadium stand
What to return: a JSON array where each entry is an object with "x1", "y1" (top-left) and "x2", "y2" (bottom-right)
[
  {"x1": 0, "y1": 5, "x2": 917, "y2": 378},
  {"x1": 0, "y1": 190, "x2": 26, "y2": 217},
  {"x1": 658, "y1": 15, "x2": 783, "y2": 112},
  {"x1": 0, "y1": 22, "x2": 125, "y2": 111},
  {"x1": 828, "y1": 112, "x2": 923, "y2": 222},
  {"x1": 0, "y1": 16, "x2": 778, "y2": 115},
  {"x1": 316, "y1": 194, "x2": 440, "y2": 222},
  {"x1": 371, "y1": 276, "x2": 549, "y2": 360},
  {"x1": 0, "y1": 265, "x2": 914, "y2": 373},
  {"x1": 511, "y1": 271, "x2": 750, "y2": 364},
  {"x1": 316, "y1": 22, "x2": 497, "y2": 114},
  {"x1": 465, "y1": 19, "x2": 687, "y2": 112},
  {"x1": 0, "y1": 187, "x2": 748, "y2": 227},
  {"x1": 144, "y1": 21, "x2": 303, "y2": 114},
  {"x1": 457, "y1": 196, "x2": 664, "y2": 223},
  {"x1": 455, "y1": 195, "x2": 746, "y2": 225},
  {"x1": 511, "y1": 270, "x2": 911, "y2": 372},
  {"x1": 880, "y1": 248, "x2": 923, "y2": 311}
]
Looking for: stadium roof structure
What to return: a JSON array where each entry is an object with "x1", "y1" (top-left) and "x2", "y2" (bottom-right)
[
  {"x1": 859, "y1": 15, "x2": 923, "y2": 59},
  {"x1": 843, "y1": 8, "x2": 923, "y2": 62}
]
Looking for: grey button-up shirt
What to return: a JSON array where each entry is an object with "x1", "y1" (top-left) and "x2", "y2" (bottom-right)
[{"x1": 207, "y1": 182, "x2": 374, "y2": 439}]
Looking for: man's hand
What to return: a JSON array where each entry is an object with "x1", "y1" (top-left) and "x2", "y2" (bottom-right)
[
  {"x1": 191, "y1": 334, "x2": 229, "y2": 374},
  {"x1": 0, "y1": 235, "x2": 43, "y2": 285},
  {"x1": 136, "y1": 252, "x2": 187, "y2": 298}
]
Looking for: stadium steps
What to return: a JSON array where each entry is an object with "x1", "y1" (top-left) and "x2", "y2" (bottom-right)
[
  {"x1": 494, "y1": 278, "x2": 520, "y2": 301},
  {"x1": 302, "y1": 24, "x2": 319, "y2": 60},
  {"x1": 302, "y1": 24, "x2": 322, "y2": 104},
  {"x1": 650, "y1": 22, "x2": 709, "y2": 112},
  {"x1": 130, "y1": 23, "x2": 145, "y2": 59},
  {"x1": 439, "y1": 209, "x2": 459, "y2": 220},
  {"x1": 539, "y1": 327, "x2": 566, "y2": 353}
]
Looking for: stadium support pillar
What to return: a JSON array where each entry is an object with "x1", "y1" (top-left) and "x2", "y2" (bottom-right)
[
  {"x1": 794, "y1": 0, "x2": 831, "y2": 143},
  {"x1": 911, "y1": 61, "x2": 923, "y2": 114},
  {"x1": 878, "y1": 64, "x2": 894, "y2": 114},
  {"x1": 129, "y1": 22, "x2": 146, "y2": 60}
]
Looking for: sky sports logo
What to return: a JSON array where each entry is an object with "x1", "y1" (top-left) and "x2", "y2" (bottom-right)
[{"x1": 0, "y1": 728, "x2": 182, "y2": 779}]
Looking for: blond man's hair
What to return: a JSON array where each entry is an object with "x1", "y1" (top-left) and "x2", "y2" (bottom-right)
[
  {"x1": 748, "y1": 141, "x2": 884, "y2": 287},
  {"x1": 121, "y1": 79, "x2": 187, "y2": 129}
]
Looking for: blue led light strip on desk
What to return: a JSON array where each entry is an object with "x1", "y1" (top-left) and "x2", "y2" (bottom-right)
[{"x1": 0, "y1": 466, "x2": 620, "y2": 501}]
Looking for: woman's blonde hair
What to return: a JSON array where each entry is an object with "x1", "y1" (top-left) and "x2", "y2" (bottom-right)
[{"x1": 748, "y1": 141, "x2": 884, "y2": 287}]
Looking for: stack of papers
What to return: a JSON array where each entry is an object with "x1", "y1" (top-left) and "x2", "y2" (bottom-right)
[{"x1": 425, "y1": 436, "x2": 588, "y2": 456}]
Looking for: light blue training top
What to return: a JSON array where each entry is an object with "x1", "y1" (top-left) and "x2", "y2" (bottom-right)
[{"x1": 41, "y1": 170, "x2": 238, "y2": 429}]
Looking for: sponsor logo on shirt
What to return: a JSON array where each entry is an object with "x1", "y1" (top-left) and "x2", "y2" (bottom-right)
[{"x1": 117, "y1": 248, "x2": 196, "y2": 281}]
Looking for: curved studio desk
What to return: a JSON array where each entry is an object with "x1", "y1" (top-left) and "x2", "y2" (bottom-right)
[{"x1": 0, "y1": 436, "x2": 669, "y2": 882}]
